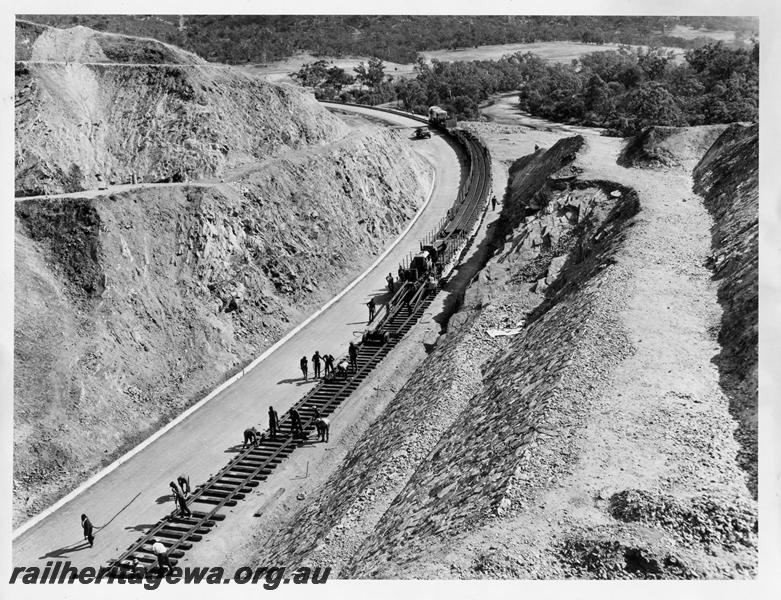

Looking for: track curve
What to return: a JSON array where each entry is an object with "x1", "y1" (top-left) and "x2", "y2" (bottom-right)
[{"x1": 13, "y1": 102, "x2": 492, "y2": 576}]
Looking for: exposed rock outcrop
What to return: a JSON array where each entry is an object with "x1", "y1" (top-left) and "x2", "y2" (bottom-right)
[
  {"x1": 692, "y1": 123, "x2": 758, "y2": 497},
  {"x1": 15, "y1": 21, "x2": 348, "y2": 196},
  {"x1": 617, "y1": 125, "x2": 726, "y2": 170}
]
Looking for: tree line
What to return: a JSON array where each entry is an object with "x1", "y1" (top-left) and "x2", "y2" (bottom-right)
[
  {"x1": 519, "y1": 42, "x2": 758, "y2": 134},
  {"x1": 300, "y1": 41, "x2": 757, "y2": 136},
  {"x1": 22, "y1": 15, "x2": 756, "y2": 65}
]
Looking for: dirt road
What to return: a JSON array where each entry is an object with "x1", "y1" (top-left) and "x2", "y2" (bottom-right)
[{"x1": 12, "y1": 105, "x2": 463, "y2": 569}]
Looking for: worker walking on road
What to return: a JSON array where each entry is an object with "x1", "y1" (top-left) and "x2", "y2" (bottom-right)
[
  {"x1": 386, "y1": 273, "x2": 395, "y2": 294},
  {"x1": 312, "y1": 351, "x2": 322, "y2": 378},
  {"x1": 81, "y1": 514, "x2": 95, "y2": 548},
  {"x1": 300, "y1": 355, "x2": 308, "y2": 381},
  {"x1": 348, "y1": 341, "x2": 358, "y2": 371},
  {"x1": 367, "y1": 298, "x2": 376, "y2": 323},
  {"x1": 268, "y1": 406, "x2": 279, "y2": 440},
  {"x1": 491, "y1": 195, "x2": 497, "y2": 211}
]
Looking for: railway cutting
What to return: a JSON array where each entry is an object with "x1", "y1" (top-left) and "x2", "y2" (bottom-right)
[{"x1": 107, "y1": 108, "x2": 493, "y2": 573}]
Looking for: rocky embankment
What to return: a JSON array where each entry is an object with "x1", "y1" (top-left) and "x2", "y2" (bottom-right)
[
  {"x1": 15, "y1": 20, "x2": 346, "y2": 196},
  {"x1": 248, "y1": 123, "x2": 757, "y2": 579},
  {"x1": 617, "y1": 125, "x2": 725, "y2": 170},
  {"x1": 251, "y1": 136, "x2": 641, "y2": 574},
  {"x1": 13, "y1": 21, "x2": 433, "y2": 524},
  {"x1": 692, "y1": 123, "x2": 758, "y2": 497}
]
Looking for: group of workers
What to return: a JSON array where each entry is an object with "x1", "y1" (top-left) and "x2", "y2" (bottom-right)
[
  {"x1": 243, "y1": 404, "x2": 330, "y2": 446},
  {"x1": 300, "y1": 344, "x2": 357, "y2": 382},
  {"x1": 79, "y1": 473, "x2": 192, "y2": 557},
  {"x1": 299, "y1": 351, "x2": 339, "y2": 381},
  {"x1": 83, "y1": 266, "x2": 409, "y2": 571}
]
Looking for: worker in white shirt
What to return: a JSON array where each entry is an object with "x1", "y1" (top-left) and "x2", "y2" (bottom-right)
[{"x1": 151, "y1": 538, "x2": 170, "y2": 574}]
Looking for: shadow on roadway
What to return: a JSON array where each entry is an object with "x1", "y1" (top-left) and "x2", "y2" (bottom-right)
[
  {"x1": 39, "y1": 539, "x2": 92, "y2": 559},
  {"x1": 124, "y1": 523, "x2": 157, "y2": 533},
  {"x1": 37, "y1": 490, "x2": 145, "y2": 558},
  {"x1": 275, "y1": 377, "x2": 317, "y2": 386}
]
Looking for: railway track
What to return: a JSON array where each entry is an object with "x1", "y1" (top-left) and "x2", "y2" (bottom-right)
[{"x1": 109, "y1": 103, "x2": 491, "y2": 574}]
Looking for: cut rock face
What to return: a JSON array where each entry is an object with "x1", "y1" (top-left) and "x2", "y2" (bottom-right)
[
  {"x1": 15, "y1": 22, "x2": 349, "y2": 197},
  {"x1": 13, "y1": 20, "x2": 434, "y2": 526}
]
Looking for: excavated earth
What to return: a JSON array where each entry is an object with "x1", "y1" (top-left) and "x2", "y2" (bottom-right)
[
  {"x1": 13, "y1": 23, "x2": 433, "y2": 525},
  {"x1": 245, "y1": 119, "x2": 757, "y2": 579}
]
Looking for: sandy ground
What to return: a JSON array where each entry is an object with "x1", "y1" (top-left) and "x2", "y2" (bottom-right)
[
  {"x1": 12, "y1": 105, "x2": 463, "y2": 568},
  {"x1": 438, "y1": 108, "x2": 756, "y2": 578}
]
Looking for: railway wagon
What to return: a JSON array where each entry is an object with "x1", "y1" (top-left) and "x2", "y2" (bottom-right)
[{"x1": 428, "y1": 105, "x2": 457, "y2": 129}]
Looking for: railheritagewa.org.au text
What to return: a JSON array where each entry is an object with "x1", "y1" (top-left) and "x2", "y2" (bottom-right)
[{"x1": 10, "y1": 561, "x2": 329, "y2": 589}]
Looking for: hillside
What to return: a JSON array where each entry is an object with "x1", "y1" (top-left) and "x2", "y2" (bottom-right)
[
  {"x1": 16, "y1": 20, "x2": 348, "y2": 196},
  {"x1": 13, "y1": 23, "x2": 433, "y2": 524},
  {"x1": 243, "y1": 123, "x2": 757, "y2": 579},
  {"x1": 692, "y1": 123, "x2": 758, "y2": 497}
]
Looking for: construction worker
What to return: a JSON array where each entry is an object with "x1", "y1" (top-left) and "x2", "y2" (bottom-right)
[
  {"x1": 170, "y1": 481, "x2": 191, "y2": 517},
  {"x1": 348, "y1": 341, "x2": 358, "y2": 370},
  {"x1": 312, "y1": 351, "x2": 322, "y2": 378},
  {"x1": 81, "y1": 514, "x2": 95, "y2": 548},
  {"x1": 386, "y1": 273, "x2": 395, "y2": 293},
  {"x1": 398, "y1": 265, "x2": 404, "y2": 282},
  {"x1": 151, "y1": 538, "x2": 170, "y2": 574},
  {"x1": 243, "y1": 427, "x2": 259, "y2": 448},
  {"x1": 367, "y1": 298, "x2": 376, "y2": 323},
  {"x1": 491, "y1": 195, "x2": 497, "y2": 211},
  {"x1": 300, "y1": 355, "x2": 308, "y2": 381},
  {"x1": 324, "y1": 354, "x2": 334, "y2": 377},
  {"x1": 336, "y1": 360, "x2": 348, "y2": 378},
  {"x1": 290, "y1": 408, "x2": 303, "y2": 438},
  {"x1": 177, "y1": 475, "x2": 191, "y2": 496},
  {"x1": 268, "y1": 406, "x2": 279, "y2": 440},
  {"x1": 316, "y1": 417, "x2": 331, "y2": 443}
]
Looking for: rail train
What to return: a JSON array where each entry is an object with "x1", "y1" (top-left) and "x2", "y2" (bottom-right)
[
  {"x1": 358, "y1": 103, "x2": 491, "y2": 345},
  {"x1": 428, "y1": 105, "x2": 457, "y2": 129}
]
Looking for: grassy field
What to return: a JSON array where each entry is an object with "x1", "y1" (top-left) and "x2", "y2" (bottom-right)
[
  {"x1": 669, "y1": 24, "x2": 737, "y2": 41},
  {"x1": 420, "y1": 40, "x2": 683, "y2": 63}
]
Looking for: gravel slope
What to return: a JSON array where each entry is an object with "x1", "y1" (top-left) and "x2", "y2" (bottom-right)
[{"x1": 241, "y1": 115, "x2": 757, "y2": 579}]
